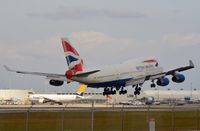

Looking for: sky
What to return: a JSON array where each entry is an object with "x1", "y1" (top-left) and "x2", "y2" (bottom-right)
[{"x1": 0, "y1": 0, "x2": 199, "y2": 93}]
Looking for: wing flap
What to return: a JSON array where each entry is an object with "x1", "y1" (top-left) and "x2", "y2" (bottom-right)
[{"x1": 146, "y1": 73, "x2": 166, "y2": 80}]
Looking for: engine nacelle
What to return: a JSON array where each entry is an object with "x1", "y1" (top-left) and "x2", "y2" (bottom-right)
[
  {"x1": 156, "y1": 77, "x2": 169, "y2": 86},
  {"x1": 49, "y1": 80, "x2": 64, "y2": 86},
  {"x1": 172, "y1": 74, "x2": 185, "y2": 83},
  {"x1": 65, "y1": 70, "x2": 73, "y2": 79}
]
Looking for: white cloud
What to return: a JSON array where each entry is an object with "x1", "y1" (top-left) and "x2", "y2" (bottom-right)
[
  {"x1": 162, "y1": 33, "x2": 200, "y2": 46},
  {"x1": 68, "y1": 31, "x2": 137, "y2": 65},
  {"x1": 27, "y1": 7, "x2": 147, "y2": 20},
  {"x1": 68, "y1": 31, "x2": 160, "y2": 66}
]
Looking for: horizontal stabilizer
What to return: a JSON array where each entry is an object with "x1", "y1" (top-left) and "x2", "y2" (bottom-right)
[
  {"x1": 4, "y1": 65, "x2": 15, "y2": 72},
  {"x1": 73, "y1": 70, "x2": 100, "y2": 77}
]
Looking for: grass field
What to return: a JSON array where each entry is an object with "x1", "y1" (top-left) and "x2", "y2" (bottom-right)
[{"x1": 0, "y1": 110, "x2": 200, "y2": 131}]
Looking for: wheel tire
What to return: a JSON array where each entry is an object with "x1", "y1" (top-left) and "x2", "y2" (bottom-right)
[
  {"x1": 137, "y1": 91, "x2": 140, "y2": 95},
  {"x1": 134, "y1": 91, "x2": 137, "y2": 95},
  {"x1": 151, "y1": 84, "x2": 156, "y2": 88},
  {"x1": 103, "y1": 92, "x2": 105, "y2": 96},
  {"x1": 124, "y1": 90, "x2": 127, "y2": 94}
]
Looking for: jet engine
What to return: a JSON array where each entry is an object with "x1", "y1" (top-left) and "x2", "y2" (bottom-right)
[
  {"x1": 156, "y1": 77, "x2": 169, "y2": 86},
  {"x1": 49, "y1": 80, "x2": 64, "y2": 86},
  {"x1": 172, "y1": 73, "x2": 185, "y2": 83},
  {"x1": 66, "y1": 70, "x2": 73, "y2": 79}
]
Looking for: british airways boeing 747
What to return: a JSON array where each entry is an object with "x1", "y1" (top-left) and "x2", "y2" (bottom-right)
[{"x1": 4, "y1": 38, "x2": 194, "y2": 96}]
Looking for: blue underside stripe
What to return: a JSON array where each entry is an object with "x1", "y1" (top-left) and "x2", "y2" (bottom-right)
[{"x1": 87, "y1": 78, "x2": 132, "y2": 87}]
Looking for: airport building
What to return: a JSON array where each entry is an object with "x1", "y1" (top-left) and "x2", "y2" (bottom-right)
[
  {"x1": 139, "y1": 90, "x2": 200, "y2": 100},
  {"x1": 0, "y1": 88, "x2": 200, "y2": 105},
  {"x1": 83, "y1": 90, "x2": 200, "y2": 104},
  {"x1": 0, "y1": 89, "x2": 34, "y2": 105}
]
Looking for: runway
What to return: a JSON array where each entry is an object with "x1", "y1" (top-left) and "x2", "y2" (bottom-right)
[{"x1": 0, "y1": 104, "x2": 199, "y2": 113}]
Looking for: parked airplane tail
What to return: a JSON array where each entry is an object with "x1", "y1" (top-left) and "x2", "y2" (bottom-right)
[
  {"x1": 75, "y1": 84, "x2": 87, "y2": 96},
  {"x1": 62, "y1": 38, "x2": 84, "y2": 73}
]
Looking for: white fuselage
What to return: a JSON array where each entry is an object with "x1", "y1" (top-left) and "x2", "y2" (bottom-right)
[
  {"x1": 72, "y1": 60, "x2": 163, "y2": 88},
  {"x1": 29, "y1": 94, "x2": 82, "y2": 104}
]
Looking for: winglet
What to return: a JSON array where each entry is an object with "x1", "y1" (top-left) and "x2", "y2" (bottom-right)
[
  {"x1": 3, "y1": 65, "x2": 15, "y2": 72},
  {"x1": 189, "y1": 60, "x2": 194, "y2": 68}
]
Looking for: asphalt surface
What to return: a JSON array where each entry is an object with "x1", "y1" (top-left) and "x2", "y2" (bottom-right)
[{"x1": 0, "y1": 104, "x2": 200, "y2": 113}]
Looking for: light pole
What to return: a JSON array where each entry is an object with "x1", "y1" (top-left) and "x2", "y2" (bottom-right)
[{"x1": 191, "y1": 82, "x2": 193, "y2": 98}]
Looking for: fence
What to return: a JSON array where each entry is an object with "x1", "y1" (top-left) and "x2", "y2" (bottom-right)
[{"x1": 0, "y1": 104, "x2": 200, "y2": 131}]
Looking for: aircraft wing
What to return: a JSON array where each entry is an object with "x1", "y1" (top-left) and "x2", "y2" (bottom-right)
[
  {"x1": 3, "y1": 65, "x2": 70, "y2": 82},
  {"x1": 127, "y1": 60, "x2": 194, "y2": 86},
  {"x1": 165, "y1": 60, "x2": 194, "y2": 75},
  {"x1": 146, "y1": 60, "x2": 194, "y2": 81},
  {"x1": 40, "y1": 96, "x2": 62, "y2": 105}
]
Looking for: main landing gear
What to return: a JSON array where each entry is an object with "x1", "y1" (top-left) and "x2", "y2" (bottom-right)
[
  {"x1": 103, "y1": 87, "x2": 127, "y2": 96},
  {"x1": 119, "y1": 87, "x2": 127, "y2": 95},
  {"x1": 134, "y1": 85, "x2": 141, "y2": 95},
  {"x1": 103, "y1": 87, "x2": 116, "y2": 96},
  {"x1": 150, "y1": 80, "x2": 156, "y2": 88}
]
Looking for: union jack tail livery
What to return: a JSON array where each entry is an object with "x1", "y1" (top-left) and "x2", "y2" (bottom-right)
[{"x1": 62, "y1": 38, "x2": 84, "y2": 78}]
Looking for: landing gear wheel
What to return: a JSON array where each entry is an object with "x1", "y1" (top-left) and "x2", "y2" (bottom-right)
[
  {"x1": 103, "y1": 87, "x2": 110, "y2": 96},
  {"x1": 151, "y1": 80, "x2": 156, "y2": 88},
  {"x1": 119, "y1": 87, "x2": 127, "y2": 95},
  {"x1": 124, "y1": 90, "x2": 127, "y2": 94},
  {"x1": 134, "y1": 85, "x2": 141, "y2": 96},
  {"x1": 112, "y1": 90, "x2": 116, "y2": 95},
  {"x1": 134, "y1": 90, "x2": 140, "y2": 95},
  {"x1": 151, "y1": 83, "x2": 156, "y2": 88}
]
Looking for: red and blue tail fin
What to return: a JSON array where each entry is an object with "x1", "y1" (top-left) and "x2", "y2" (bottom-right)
[{"x1": 62, "y1": 38, "x2": 84, "y2": 74}]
